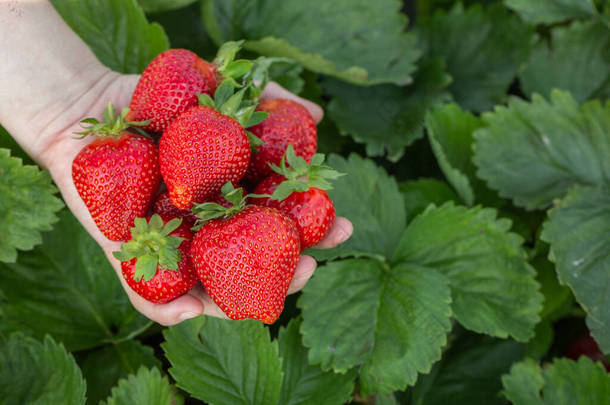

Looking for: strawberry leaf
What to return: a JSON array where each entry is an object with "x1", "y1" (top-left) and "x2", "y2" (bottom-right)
[
  {"x1": 163, "y1": 317, "x2": 282, "y2": 405},
  {"x1": 197, "y1": 93, "x2": 216, "y2": 109},
  {"x1": 473, "y1": 91, "x2": 610, "y2": 210},
  {"x1": 278, "y1": 318, "x2": 356, "y2": 405},
  {"x1": 0, "y1": 148, "x2": 63, "y2": 263},
  {"x1": 298, "y1": 258, "x2": 452, "y2": 395},
  {"x1": 213, "y1": 80, "x2": 236, "y2": 107},
  {"x1": 0, "y1": 334, "x2": 86, "y2": 405},
  {"x1": 0, "y1": 210, "x2": 152, "y2": 350},
  {"x1": 202, "y1": 0, "x2": 420, "y2": 85},
  {"x1": 80, "y1": 340, "x2": 161, "y2": 405},
  {"x1": 101, "y1": 367, "x2": 182, "y2": 405},
  {"x1": 501, "y1": 357, "x2": 610, "y2": 405},
  {"x1": 52, "y1": 0, "x2": 169, "y2": 74},
  {"x1": 504, "y1": 0, "x2": 598, "y2": 24},
  {"x1": 415, "y1": 3, "x2": 532, "y2": 112},
  {"x1": 426, "y1": 103, "x2": 500, "y2": 206},
  {"x1": 520, "y1": 20, "x2": 610, "y2": 103},
  {"x1": 399, "y1": 179, "x2": 458, "y2": 221},
  {"x1": 541, "y1": 185, "x2": 610, "y2": 354},
  {"x1": 245, "y1": 111, "x2": 269, "y2": 128},
  {"x1": 222, "y1": 59, "x2": 253, "y2": 79}
]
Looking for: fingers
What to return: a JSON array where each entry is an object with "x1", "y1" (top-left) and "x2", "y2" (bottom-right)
[
  {"x1": 125, "y1": 287, "x2": 205, "y2": 326},
  {"x1": 287, "y1": 255, "x2": 317, "y2": 294},
  {"x1": 261, "y1": 81, "x2": 324, "y2": 124},
  {"x1": 313, "y1": 217, "x2": 353, "y2": 249}
]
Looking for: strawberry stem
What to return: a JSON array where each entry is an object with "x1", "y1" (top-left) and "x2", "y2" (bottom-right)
[{"x1": 74, "y1": 102, "x2": 151, "y2": 139}]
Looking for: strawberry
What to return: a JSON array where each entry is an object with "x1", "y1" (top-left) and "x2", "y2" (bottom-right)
[
  {"x1": 244, "y1": 98, "x2": 317, "y2": 186},
  {"x1": 153, "y1": 190, "x2": 198, "y2": 225},
  {"x1": 72, "y1": 103, "x2": 161, "y2": 241},
  {"x1": 566, "y1": 333, "x2": 610, "y2": 372},
  {"x1": 127, "y1": 42, "x2": 253, "y2": 133},
  {"x1": 253, "y1": 145, "x2": 343, "y2": 249},
  {"x1": 190, "y1": 183, "x2": 300, "y2": 323},
  {"x1": 113, "y1": 214, "x2": 197, "y2": 304},
  {"x1": 159, "y1": 81, "x2": 269, "y2": 210}
]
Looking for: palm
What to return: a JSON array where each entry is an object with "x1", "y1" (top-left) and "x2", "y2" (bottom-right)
[{"x1": 39, "y1": 73, "x2": 351, "y2": 325}]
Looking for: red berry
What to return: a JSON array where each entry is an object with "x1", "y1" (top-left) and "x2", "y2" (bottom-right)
[
  {"x1": 72, "y1": 133, "x2": 161, "y2": 241},
  {"x1": 159, "y1": 106, "x2": 250, "y2": 210},
  {"x1": 254, "y1": 174, "x2": 335, "y2": 249},
  {"x1": 191, "y1": 205, "x2": 300, "y2": 323},
  {"x1": 153, "y1": 190, "x2": 198, "y2": 225},
  {"x1": 127, "y1": 49, "x2": 219, "y2": 133},
  {"x1": 245, "y1": 99, "x2": 317, "y2": 186}
]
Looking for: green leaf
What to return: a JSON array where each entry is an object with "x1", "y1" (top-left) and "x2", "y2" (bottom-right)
[
  {"x1": 502, "y1": 357, "x2": 610, "y2": 405},
  {"x1": 202, "y1": 0, "x2": 420, "y2": 85},
  {"x1": 504, "y1": 0, "x2": 598, "y2": 24},
  {"x1": 323, "y1": 58, "x2": 451, "y2": 161},
  {"x1": 278, "y1": 318, "x2": 356, "y2": 405},
  {"x1": 520, "y1": 21, "x2": 610, "y2": 104},
  {"x1": 405, "y1": 332, "x2": 526, "y2": 405},
  {"x1": 299, "y1": 259, "x2": 452, "y2": 395},
  {"x1": 101, "y1": 367, "x2": 182, "y2": 405},
  {"x1": 268, "y1": 60, "x2": 305, "y2": 94},
  {"x1": 0, "y1": 333, "x2": 86, "y2": 405},
  {"x1": 0, "y1": 125, "x2": 34, "y2": 165},
  {"x1": 138, "y1": 0, "x2": 196, "y2": 13},
  {"x1": 533, "y1": 249, "x2": 574, "y2": 322},
  {"x1": 0, "y1": 148, "x2": 63, "y2": 263},
  {"x1": 307, "y1": 154, "x2": 406, "y2": 262},
  {"x1": 80, "y1": 340, "x2": 161, "y2": 405},
  {"x1": 425, "y1": 103, "x2": 497, "y2": 206},
  {"x1": 51, "y1": 0, "x2": 169, "y2": 74},
  {"x1": 163, "y1": 316, "x2": 282, "y2": 405},
  {"x1": 541, "y1": 185, "x2": 610, "y2": 353},
  {"x1": 399, "y1": 178, "x2": 459, "y2": 220},
  {"x1": 394, "y1": 204, "x2": 543, "y2": 341},
  {"x1": 501, "y1": 358, "x2": 544, "y2": 405},
  {"x1": 416, "y1": 3, "x2": 532, "y2": 112},
  {"x1": 473, "y1": 91, "x2": 610, "y2": 209},
  {"x1": 0, "y1": 210, "x2": 152, "y2": 351}
]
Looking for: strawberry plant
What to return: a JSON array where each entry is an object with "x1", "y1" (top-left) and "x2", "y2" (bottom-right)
[{"x1": 1, "y1": 0, "x2": 609, "y2": 404}]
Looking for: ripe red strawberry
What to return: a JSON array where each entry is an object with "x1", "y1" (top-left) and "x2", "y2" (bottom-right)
[
  {"x1": 253, "y1": 146, "x2": 343, "y2": 249},
  {"x1": 72, "y1": 103, "x2": 161, "y2": 241},
  {"x1": 244, "y1": 98, "x2": 317, "y2": 186},
  {"x1": 113, "y1": 215, "x2": 197, "y2": 304},
  {"x1": 190, "y1": 183, "x2": 300, "y2": 323},
  {"x1": 153, "y1": 190, "x2": 198, "y2": 225},
  {"x1": 159, "y1": 105, "x2": 251, "y2": 209},
  {"x1": 127, "y1": 42, "x2": 252, "y2": 133},
  {"x1": 566, "y1": 333, "x2": 610, "y2": 372}
]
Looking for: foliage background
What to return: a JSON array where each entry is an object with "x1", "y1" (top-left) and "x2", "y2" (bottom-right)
[{"x1": 1, "y1": 0, "x2": 609, "y2": 404}]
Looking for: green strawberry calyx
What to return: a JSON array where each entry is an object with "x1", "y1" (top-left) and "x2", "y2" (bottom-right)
[
  {"x1": 192, "y1": 182, "x2": 270, "y2": 229},
  {"x1": 197, "y1": 80, "x2": 268, "y2": 152},
  {"x1": 75, "y1": 102, "x2": 150, "y2": 139},
  {"x1": 213, "y1": 40, "x2": 253, "y2": 81},
  {"x1": 112, "y1": 214, "x2": 185, "y2": 282},
  {"x1": 269, "y1": 145, "x2": 345, "y2": 201}
]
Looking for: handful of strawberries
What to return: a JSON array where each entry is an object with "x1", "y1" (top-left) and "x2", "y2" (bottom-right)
[{"x1": 71, "y1": 42, "x2": 343, "y2": 324}]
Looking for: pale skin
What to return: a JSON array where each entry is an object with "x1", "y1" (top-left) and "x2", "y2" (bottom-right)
[{"x1": 0, "y1": 0, "x2": 353, "y2": 326}]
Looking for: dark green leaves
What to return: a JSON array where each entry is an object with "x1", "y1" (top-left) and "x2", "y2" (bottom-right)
[
  {"x1": 307, "y1": 154, "x2": 406, "y2": 261},
  {"x1": 394, "y1": 204, "x2": 543, "y2": 341},
  {"x1": 504, "y1": 0, "x2": 598, "y2": 24},
  {"x1": 502, "y1": 357, "x2": 610, "y2": 404},
  {"x1": 541, "y1": 185, "x2": 610, "y2": 353},
  {"x1": 520, "y1": 21, "x2": 610, "y2": 103},
  {"x1": 0, "y1": 210, "x2": 151, "y2": 351},
  {"x1": 101, "y1": 367, "x2": 182, "y2": 405},
  {"x1": 0, "y1": 148, "x2": 63, "y2": 263},
  {"x1": 202, "y1": 0, "x2": 420, "y2": 85},
  {"x1": 323, "y1": 59, "x2": 451, "y2": 160},
  {"x1": 299, "y1": 259, "x2": 452, "y2": 395},
  {"x1": 163, "y1": 316, "x2": 352, "y2": 405},
  {"x1": 473, "y1": 91, "x2": 610, "y2": 209},
  {"x1": 400, "y1": 179, "x2": 459, "y2": 220},
  {"x1": 80, "y1": 341, "x2": 162, "y2": 405},
  {"x1": 0, "y1": 334, "x2": 86, "y2": 405},
  {"x1": 52, "y1": 0, "x2": 168, "y2": 73},
  {"x1": 416, "y1": 3, "x2": 532, "y2": 112},
  {"x1": 425, "y1": 103, "x2": 490, "y2": 206},
  {"x1": 163, "y1": 316, "x2": 283, "y2": 405}
]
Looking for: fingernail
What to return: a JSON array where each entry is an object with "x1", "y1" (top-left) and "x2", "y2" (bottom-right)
[{"x1": 179, "y1": 312, "x2": 199, "y2": 321}]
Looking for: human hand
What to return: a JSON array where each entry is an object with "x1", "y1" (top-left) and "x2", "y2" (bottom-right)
[{"x1": 35, "y1": 73, "x2": 353, "y2": 325}]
